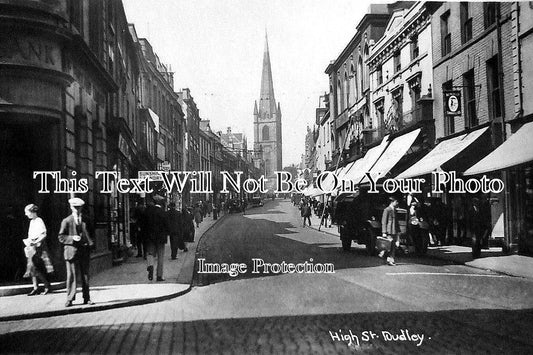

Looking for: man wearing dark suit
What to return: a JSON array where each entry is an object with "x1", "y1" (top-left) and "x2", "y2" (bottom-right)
[
  {"x1": 58, "y1": 197, "x2": 94, "y2": 307},
  {"x1": 381, "y1": 197, "x2": 400, "y2": 266},
  {"x1": 167, "y1": 202, "x2": 186, "y2": 260},
  {"x1": 145, "y1": 195, "x2": 170, "y2": 281}
]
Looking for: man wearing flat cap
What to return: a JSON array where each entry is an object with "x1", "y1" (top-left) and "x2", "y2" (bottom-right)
[{"x1": 58, "y1": 197, "x2": 94, "y2": 307}]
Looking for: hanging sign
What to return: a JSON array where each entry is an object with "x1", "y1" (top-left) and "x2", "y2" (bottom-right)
[{"x1": 444, "y1": 90, "x2": 462, "y2": 116}]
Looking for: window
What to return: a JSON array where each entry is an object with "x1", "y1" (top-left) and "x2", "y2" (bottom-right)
[
  {"x1": 487, "y1": 56, "x2": 501, "y2": 119},
  {"x1": 409, "y1": 79, "x2": 421, "y2": 123},
  {"x1": 461, "y1": 2, "x2": 472, "y2": 44},
  {"x1": 363, "y1": 45, "x2": 369, "y2": 90},
  {"x1": 375, "y1": 99, "x2": 384, "y2": 129},
  {"x1": 485, "y1": 2, "x2": 499, "y2": 28},
  {"x1": 262, "y1": 125, "x2": 270, "y2": 141},
  {"x1": 69, "y1": 0, "x2": 83, "y2": 34},
  {"x1": 410, "y1": 35, "x2": 419, "y2": 61},
  {"x1": 350, "y1": 64, "x2": 356, "y2": 103},
  {"x1": 393, "y1": 51, "x2": 401, "y2": 73},
  {"x1": 441, "y1": 11, "x2": 451, "y2": 56},
  {"x1": 442, "y1": 80, "x2": 455, "y2": 135},
  {"x1": 337, "y1": 79, "x2": 343, "y2": 112},
  {"x1": 463, "y1": 70, "x2": 477, "y2": 128},
  {"x1": 344, "y1": 72, "x2": 350, "y2": 108},
  {"x1": 358, "y1": 57, "x2": 363, "y2": 97},
  {"x1": 377, "y1": 64, "x2": 383, "y2": 85}
]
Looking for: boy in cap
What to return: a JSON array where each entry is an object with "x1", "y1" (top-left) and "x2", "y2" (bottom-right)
[{"x1": 58, "y1": 197, "x2": 94, "y2": 307}]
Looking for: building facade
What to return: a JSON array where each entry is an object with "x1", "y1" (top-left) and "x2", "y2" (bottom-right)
[
  {"x1": 428, "y1": 2, "x2": 514, "y2": 249},
  {"x1": 325, "y1": 3, "x2": 414, "y2": 168}
]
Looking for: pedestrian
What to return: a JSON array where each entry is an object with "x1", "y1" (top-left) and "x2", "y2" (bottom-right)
[
  {"x1": 167, "y1": 202, "x2": 186, "y2": 260},
  {"x1": 301, "y1": 201, "x2": 312, "y2": 227},
  {"x1": 58, "y1": 197, "x2": 94, "y2": 307},
  {"x1": 132, "y1": 200, "x2": 146, "y2": 258},
  {"x1": 406, "y1": 200, "x2": 424, "y2": 255},
  {"x1": 22, "y1": 204, "x2": 53, "y2": 296},
  {"x1": 207, "y1": 201, "x2": 212, "y2": 217},
  {"x1": 320, "y1": 201, "x2": 331, "y2": 228},
  {"x1": 381, "y1": 197, "x2": 400, "y2": 266},
  {"x1": 469, "y1": 197, "x2": 489, "y2": 259},
  {"x1": 212, "y1": 202, "x2": 218, "y2": 220},
  {"x1": 193, "y1": 204, "x2": 202, "y2": 228},
  {"x1": 183, "y1": 207, "x2": 195, "y2": 244},
  {"x1": 242, "y1": 198, "x2": 248, "y2": 214},
  {"x1": 144, "y1": 195, "x2": 170, "y2": 281}
]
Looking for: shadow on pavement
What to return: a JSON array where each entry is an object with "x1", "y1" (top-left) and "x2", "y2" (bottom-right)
[
  {"x1": 1, "y1": 308, "x2": 532, "y2": 354},
  {"x1": 194, "y1": 213, "x2": 458, "y2": 286}
]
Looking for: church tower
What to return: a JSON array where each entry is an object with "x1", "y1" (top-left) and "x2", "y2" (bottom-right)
[{"x1": 254, "y1": 32, "x2": 282, "y2": 178}]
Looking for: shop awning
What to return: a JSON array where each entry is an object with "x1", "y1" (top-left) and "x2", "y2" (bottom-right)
[
  {"x1": 337, "y1": 161, "x2": 356, "y2": 181},
  {"x1": 303, "y1": 186, "x2": 321, "y2": 197},
  {"x1": 397, "y1": 126, "x2": 489, "y2": 179},
  {"x1": 361, "y1": 128, "x2": 421, "y2": 183},
  {"x1": 343, "y1": 135, "x2": 390, "y2": 184},
  {"x1": 464, "y1": 121, "x2": 533, "y2": 175}
]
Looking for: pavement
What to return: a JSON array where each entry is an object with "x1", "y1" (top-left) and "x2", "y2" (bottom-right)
[
  {"x1": 0, "y1": 212, "x2": 224, "y2": 321},
  {"x1": 305, "y1": 210, "x2": 533, "y2": 280}
]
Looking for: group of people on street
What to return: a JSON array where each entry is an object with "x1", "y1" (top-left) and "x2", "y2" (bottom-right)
[
  {"x1": 131, "y1": 196, "x2": 200, "y2": 281},
  {"x1": 20, "y1": 193, "x2": 210, "y2": 308},
  {"x1": 298, "y1": 196, "x2": 332, "y2": 228},
  {"x1": 21, "y1": 197, "x2": 95, "y2": 307}
]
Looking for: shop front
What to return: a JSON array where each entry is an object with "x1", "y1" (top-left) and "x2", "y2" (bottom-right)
[
  {"x1": 465, "y1": 120, "x2": 533, "y2": 254},
  {"x1": 397, "y1": 125, "x2": 500, "y2": 248}
]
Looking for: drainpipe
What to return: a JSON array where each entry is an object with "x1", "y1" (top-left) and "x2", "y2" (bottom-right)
[{"x1": 496, "y1": 6, "x2": 511, "y2": 253}]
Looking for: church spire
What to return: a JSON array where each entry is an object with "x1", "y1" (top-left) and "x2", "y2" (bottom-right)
[{"x1": 259, "y1": 30, "x2": 276, "y2": 115}]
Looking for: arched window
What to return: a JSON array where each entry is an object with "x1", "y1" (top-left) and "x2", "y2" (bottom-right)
[
  {"x1": 344, "y1": 72, "x2": 350, "y2": 108},
  {"x1": 350, "y1": 64, "x2": 357, "y2": 103},
  {"x1": 262, "y1": 125, "x2": 270, "y2": 141},
  {"x1": 363, "y1": 44, "x2": 369, "y2": 90},
  {"x1": 337, "y1": 79, "x2": 343, "y2": 112},
  {"x1": 357, "y1": 57, "x2": 363, "y2": 98}
]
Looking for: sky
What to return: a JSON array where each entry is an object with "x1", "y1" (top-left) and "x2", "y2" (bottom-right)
[{"x1": 123, "y1": 0, "x2": 374, "y2": 166}]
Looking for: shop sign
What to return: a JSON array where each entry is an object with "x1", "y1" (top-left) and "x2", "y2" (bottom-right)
[
  {"x1": 444, "y1": 90, "x2": 462, "y2": 116},
  {"x1": 138, "y1": 171, "x2": 163, "y2": 181},
  {"x1": 160, "y1": 161, "x2": 171, "y2": 171},
  {"x1": 0, "y1": 35, "x2": 61, "y2": 71}
]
